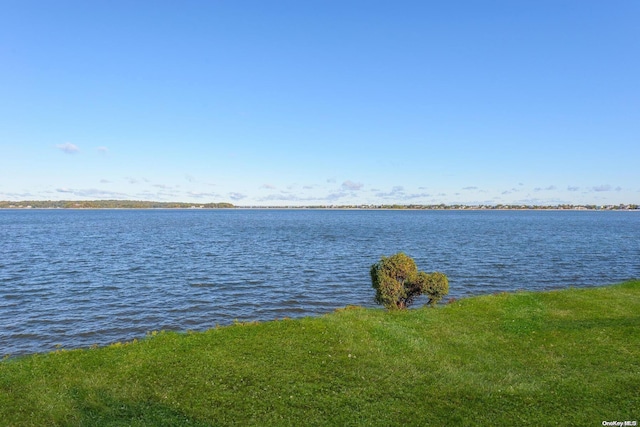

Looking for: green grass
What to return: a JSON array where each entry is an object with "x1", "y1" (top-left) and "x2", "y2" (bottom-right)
[{"x1": 2, "y1": 281, "x2": 639, "y2": 426}]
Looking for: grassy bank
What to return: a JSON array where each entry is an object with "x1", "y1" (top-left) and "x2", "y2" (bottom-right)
[{"x1": 1, "y1": 281, "x2": 639, "y2": 426}]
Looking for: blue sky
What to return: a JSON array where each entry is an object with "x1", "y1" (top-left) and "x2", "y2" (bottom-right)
[{"x1": 1, "y1": 1, "x2": 638, "y2": 206}]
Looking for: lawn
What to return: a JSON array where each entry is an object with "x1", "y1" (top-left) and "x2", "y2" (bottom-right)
[{"x1": 1, "y1": 281, "x2": 638, "y2": 426}]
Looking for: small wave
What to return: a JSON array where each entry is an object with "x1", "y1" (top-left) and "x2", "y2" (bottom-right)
[{"x1": 189, "y1": 283, "x2": 216, "y2": 288}]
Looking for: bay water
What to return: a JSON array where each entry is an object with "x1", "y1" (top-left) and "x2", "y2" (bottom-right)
[{"x1": 1, "y1": 209, "x2": 638, "y2": 356}]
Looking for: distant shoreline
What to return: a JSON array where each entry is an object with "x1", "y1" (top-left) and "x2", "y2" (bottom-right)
[{"x1": 0, "y1": 200, "x2": 638, "y2": 211}]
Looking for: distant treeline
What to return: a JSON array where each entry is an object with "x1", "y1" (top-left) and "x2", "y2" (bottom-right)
[
  {"x1": 241, "y1": 204, "x2": 640, "y2": 210},
  {"x1": 0, "y1": 200, "x2": 235, "y2": 209},
  {"x1": 1, "y1": 200, "x2": 638, "y2": 210}
]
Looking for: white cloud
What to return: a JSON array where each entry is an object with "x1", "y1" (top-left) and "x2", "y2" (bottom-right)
[
  {"x1": 56, "y1": 143, "x2": 79, "y2": 154},
  {"x1": 341, "y1": 180, "x2": 363, "y2": 191},
  {"x1": 0, "y1": 191, "x2": 35, "y2": 199},
  {"x1": 534, "y1": 185, "x2": 557, "y2": 192},
  {"x1": 325, "y1": 192, "x2": 351, "y2": 201},
  {"x1": 374, "y1": 186, "x2": 431, "y2": 201},
  {"x1": 96, "y1": 146, "x2": 108, "y2": 154},
  {"x1": 375, "y1": 186, "x2": 405, "y2": 198},
  {"x1": 187, "y1": 191, "x2": 220, "y2": 198},
  {"x1": 514, "y1": 196, "x2": 568, "y2": 205},
  {"x1": 592, "y1": 184, "x2": 612, "y2": 192},
  {"x1": 261, "y1": 184, "x2": 276, "y2": 190},
  {"x1": 259, "y1": 193, "x2": 310, "y2": 202},
  {"x1": 228, "y1": 192, "x2": 247, "y2": 201},
  {"x1": 55, "y1": 188, "x2": 128, "y2": 198},
  {"x1": 502, "y1": 187, "x2": 521, "y2": 195}
]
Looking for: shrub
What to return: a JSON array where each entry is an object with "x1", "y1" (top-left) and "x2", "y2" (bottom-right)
[
  {"x1": 416, "y1": 271, "x2": 449, "y2": 307},
  {"x1": 370, "y1": 252, "x2": 449, "y2": 310}
]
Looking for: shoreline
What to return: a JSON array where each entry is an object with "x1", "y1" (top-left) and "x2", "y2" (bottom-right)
[
  {"x1": 2, "y1": 281, "x2": 638, "y2": 425},
  {"x1": 1, "y1": 203, "x2": 638, "y2": 211}
]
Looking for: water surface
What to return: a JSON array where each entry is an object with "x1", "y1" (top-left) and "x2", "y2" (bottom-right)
[{"x1": 1, "y1": 209, "x2": 638, "y2": 356}]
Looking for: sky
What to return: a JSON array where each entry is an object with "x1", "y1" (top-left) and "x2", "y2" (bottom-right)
[{"x1": 1, "y1": 1, "x2": 639, "y2": 206}]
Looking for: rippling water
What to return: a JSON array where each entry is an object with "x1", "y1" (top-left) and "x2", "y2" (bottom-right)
[{"x1": 1, "y1": 209, "x2": 639, "y2": 356}]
